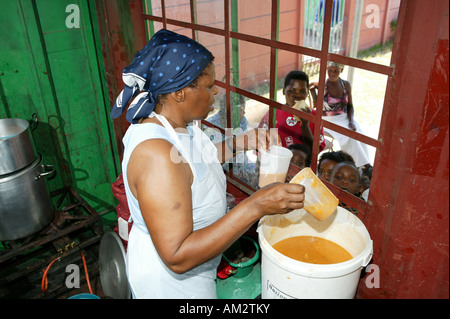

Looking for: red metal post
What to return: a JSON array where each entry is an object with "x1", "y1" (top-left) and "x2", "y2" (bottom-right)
[{"x1": 357, "y1": 0, "x2": 449, "y2": 299}]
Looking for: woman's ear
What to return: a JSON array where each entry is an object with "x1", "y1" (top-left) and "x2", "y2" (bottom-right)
[{"x1": 170, "y1": 89, "x2": 186, "y2": 103}]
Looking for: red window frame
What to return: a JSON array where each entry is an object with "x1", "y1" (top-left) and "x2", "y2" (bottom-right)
[{"x1": 142, "y1": 0, "x2": 398, "y2": 220}]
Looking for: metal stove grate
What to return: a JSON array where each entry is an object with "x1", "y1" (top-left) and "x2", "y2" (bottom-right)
[{"x1": 0, "y1": 186, "x2": 104, "y2": 298}]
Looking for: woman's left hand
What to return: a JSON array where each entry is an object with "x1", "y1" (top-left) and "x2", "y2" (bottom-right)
[{"x1": 235, "y1": 128, "x2": 281, "y2": 152}]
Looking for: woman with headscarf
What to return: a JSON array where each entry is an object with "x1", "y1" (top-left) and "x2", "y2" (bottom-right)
[{"x1": 110, "y1": 29, "x2": 305, "y2": 299}]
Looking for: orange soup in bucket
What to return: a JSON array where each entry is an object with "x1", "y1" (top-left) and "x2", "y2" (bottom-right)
[{"x1": 272, "y1": 236, "x2": 353, "y2": 264}]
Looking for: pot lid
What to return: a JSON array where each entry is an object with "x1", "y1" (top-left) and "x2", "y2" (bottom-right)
[{"x1": 99, "y1": 231, "x2": 131, "y2": 299}]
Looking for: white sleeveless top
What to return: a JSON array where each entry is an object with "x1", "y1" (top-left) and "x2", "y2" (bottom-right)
[{"x1": 122, "y1": 113, "x2": 227, "y2": 298}]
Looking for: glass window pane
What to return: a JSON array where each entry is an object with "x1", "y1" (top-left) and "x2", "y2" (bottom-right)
[
  {"x1": 232, "y1": 92, "x2": 260, "y2": 189},
  {"x1": 196, "y1": 0, "x2": 224, "y2": 29},
  {"x1": 230, "y1": 0, "x2": 272, "y2": 39},
  {"x1": 318, "y1": 62, "x2": 384, "y2": 168},
  {"x1": 245, "y1": 96, "x2": 270, "y2": 131},
  {"x1": 165, "y1": 0, "x2": 191, "y2": 23},
  {"x1": 165, "y1": 26, "x2": 192, "y2": 37},
  {"x1": 229, "y1": 92, "x2": 249, "y2": 132},
  {"x1": 197, "y1": 31, "x2": 226, "y2": 87},
  {"x1": 276, "y1": 50, "x2": 322, "y2": 107},
  {"x1": 278, "y1": 0, "x2": 303, "y2": 41},
  {"x1": 204, "y1": 91, "x2": 252, "y2": 134},
  {"x1": 298, "y1": 0, "x2": 325, "y2": 50},
  {"x1": 146, "y1": 21, "x2": 164, "y2": 38},
  {"x1": 231, "y1": 39, "x2": 271, "y2": 97},
  {"x1": 204, "y1": 87, "x2": 227, "y2": 139},
  {"x1": 322, "y1": 62, "x2": 387, "y2": 142},
  {"x1": 144, "y1": 0, "x2": 162, "y2": 16},
  {"x1": 232, "y1": 148, "x2": 259, "y2": 188},
  {"x1": 348, "y1": 67, "x2": 388, "y2": 140},
  {"x1": 325, "y1": 0, "x2": 399, "y2": 67}
]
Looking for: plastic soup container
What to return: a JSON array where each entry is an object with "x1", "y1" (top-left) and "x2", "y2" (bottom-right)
[{"x1": 289, "y1": 167, "x2": 339, "y2": 221}]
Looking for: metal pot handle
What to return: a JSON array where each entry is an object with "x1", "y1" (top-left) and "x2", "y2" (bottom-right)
[
  {"x1": 29, "y1": 113, "x2": 39, "y2": 131},
  {"x1": 35, "y1": 165, "x2": 56, "y2": 180}
]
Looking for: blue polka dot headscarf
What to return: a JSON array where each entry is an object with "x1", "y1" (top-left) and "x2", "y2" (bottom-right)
[{"x1": 110, "y1": 29, "x2": 214, "y2": 124}]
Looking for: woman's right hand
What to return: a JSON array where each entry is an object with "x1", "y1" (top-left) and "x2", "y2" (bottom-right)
[{"x1": 250, "y1": 183, "x2": 305, "y2": 217}]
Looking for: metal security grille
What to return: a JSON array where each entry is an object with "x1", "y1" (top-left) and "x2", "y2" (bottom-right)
[{"x1": 141, "y1": 0, "x2": 397, "y2": 218}]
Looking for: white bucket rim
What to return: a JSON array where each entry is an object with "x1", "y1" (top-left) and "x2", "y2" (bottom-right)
[{"x1": 257, "y1": 207, "x2": 373, "y2": 278}]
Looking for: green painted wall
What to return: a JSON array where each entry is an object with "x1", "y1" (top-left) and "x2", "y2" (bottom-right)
[{"x1": 0, "y1": 0, "x2": 119, "y2": 214}]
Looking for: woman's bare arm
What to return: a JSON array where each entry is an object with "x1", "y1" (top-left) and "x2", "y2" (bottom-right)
[{"x1": 128, "y1": 138, "x2": 304, "y2": 274}]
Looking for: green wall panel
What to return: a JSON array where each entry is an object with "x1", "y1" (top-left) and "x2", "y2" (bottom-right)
[{"x1": 0, "y1": 0, "x2": 119, "y2": 214}]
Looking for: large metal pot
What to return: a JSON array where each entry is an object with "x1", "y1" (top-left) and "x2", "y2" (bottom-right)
[
  {"x1": 0, "y1": 116, "x2": 38, "y2": 175},
  {"x1": 0, "y1": 154, "x2": 55, "y2": 241}
]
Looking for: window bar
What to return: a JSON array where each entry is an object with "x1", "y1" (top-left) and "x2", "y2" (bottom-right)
[
  {"x1": 190, "y1": 0, "x2": 197, "y2": 40},
  {"x1": 161, "y1": 0, "x2": 167, "y2": 29},
  {"x1": 310, "y1": 0, "x2": 334, "y2": 172},
  {"x1": 224, "y1": 0, "x2": 234, "y2": 175},
  {"x1": 230, "y1": 0, "x2": 240, "y2": 129},
  {"x1": 269, "y1": 0, "x2": 279, "y2": 129}
]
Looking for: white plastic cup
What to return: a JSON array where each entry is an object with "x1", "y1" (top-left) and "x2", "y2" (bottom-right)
[{"x1": 258, "y1": 146, "x2": 293, "y2": 187}]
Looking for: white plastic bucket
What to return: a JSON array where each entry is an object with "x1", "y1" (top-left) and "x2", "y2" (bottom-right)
[{"x1": 257, "y1": 206, "x2": 373, "y2": 299}]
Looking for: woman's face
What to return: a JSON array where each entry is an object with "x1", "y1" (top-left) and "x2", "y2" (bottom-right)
[
  {"x1": 184, "y1": 63, "x2": 218, "y2": 121},
  {"x1": 330, "y1": 163, "x2": 360, "y2": 195},
  {"x1": 283, "y1": 79, "x2": 309, "y2": 107},
  {"x1": 327, "y1": 66, "x2": 342, "y2": 82},
  {"x1": 318, "y1": 159, "x2": 337, "y2": 182}
]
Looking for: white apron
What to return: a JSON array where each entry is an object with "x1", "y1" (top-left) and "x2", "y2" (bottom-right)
[{"x1": 122, "y1": 112, "x2": 227, "y2": 298}]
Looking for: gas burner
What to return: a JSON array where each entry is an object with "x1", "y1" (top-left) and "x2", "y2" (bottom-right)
[{"x1": 0, "y1": 186, "x2": 103, "y2": 298}]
